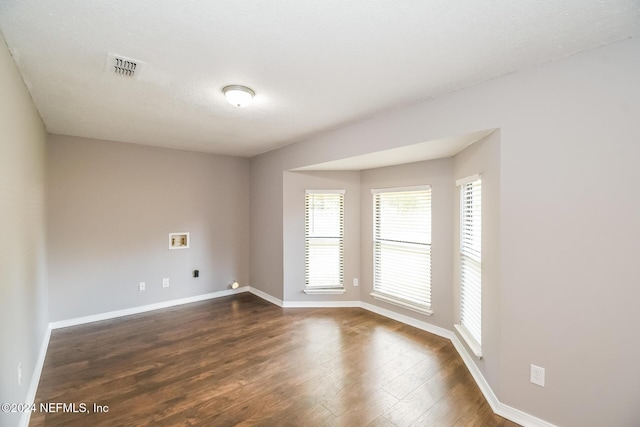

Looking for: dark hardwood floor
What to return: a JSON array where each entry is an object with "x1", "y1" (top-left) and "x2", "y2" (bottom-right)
[{"x1": 30, "y1": 293, "x2": 519, "y2": 426}]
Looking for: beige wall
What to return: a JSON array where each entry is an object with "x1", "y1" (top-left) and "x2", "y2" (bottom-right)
[
  {"x1": 496, "y1": 41, "x2": 640, "y2": 423},
  {"x1": 47, "y1": 135, "x2": 251, "y2": 321},
  {"x1": 360, "y1": 159, "x2": 454, "y2": 330},
  {"x1": 250, "y1": 37, "x2": 640, "y2": 426},
  {"x1": 283, "y1": 171, "x2": 361, "y2": 302},
  {"x1": 0, "y1": 34, "x2": 48, "y2": 427},
  {"x1": 250, "y1": 153, "x2": 285, "y2": 299}
]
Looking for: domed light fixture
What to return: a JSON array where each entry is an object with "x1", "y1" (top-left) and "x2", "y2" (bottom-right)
[{"x1": 222, "y1": 85, "x2": 255, "y2": 107}]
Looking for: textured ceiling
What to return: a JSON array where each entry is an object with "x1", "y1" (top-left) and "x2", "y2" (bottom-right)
[{"x1": 0, "y1": 1, "x2": 638, "y2": 157}]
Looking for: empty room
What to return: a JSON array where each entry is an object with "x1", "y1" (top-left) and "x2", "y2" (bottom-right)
[{"x1": 1, "y1": 1, "x2": 639, "y2": 426}]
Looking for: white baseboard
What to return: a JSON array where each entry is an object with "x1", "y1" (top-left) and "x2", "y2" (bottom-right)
[
  {"x1": 19, "y1": 325, "x2": 52, "y2": 427},
  {"x1": 50, "y1": 287, "x2": 250, "y2": 329},
  {"x1": 23, "y1": 288, "x2": 249, "y2": 426},
  {"x1": 450, "y1": 333, "x2": 500, "y2": 412},
  {"x1": 282, "y1": 300, "x2": 360, "y2": 308},
  {"x1": 360, "y1": 301, "x2": 453, "y2": 340},
  {"x1": 249, "y1": 290, "x2": 556, "y2": 427},
  {"x1": 496, "y1": 403, "x2": 557, "y2": 427},
  {"x1": 451, "y1": 334, "x2": 556, "y2": 427},
  {"x1": 248, "y1": 286, "x2": 284, "y2": 307},
  {"x1": 33, "y1": 287, "x2": 555, "y2": 427}
]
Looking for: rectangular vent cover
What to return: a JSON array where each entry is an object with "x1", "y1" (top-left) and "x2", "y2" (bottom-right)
[{"x1": 105, "y1": 53, "x2": 143, "y2": 78}]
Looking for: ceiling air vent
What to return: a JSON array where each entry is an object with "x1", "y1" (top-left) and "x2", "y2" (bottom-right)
[{"x1": 105, "y1": 53, "x2": 144, "y2": 79}]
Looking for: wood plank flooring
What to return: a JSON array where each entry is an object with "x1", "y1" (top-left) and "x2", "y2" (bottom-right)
[{"x1": 30, "y1": 293, "x2": 519, "y2": 426}]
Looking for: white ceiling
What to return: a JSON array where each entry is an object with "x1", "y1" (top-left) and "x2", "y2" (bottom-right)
[{"x1": 0, "y1": 1, "x2": 638, "y2": 157}]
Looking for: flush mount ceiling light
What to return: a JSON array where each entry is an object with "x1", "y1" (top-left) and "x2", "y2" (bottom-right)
[{"x1": 222, "y1": 85, "x2": 255, "y2": 107}]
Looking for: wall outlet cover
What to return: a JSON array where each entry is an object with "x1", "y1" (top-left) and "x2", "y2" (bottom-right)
[{"x1": 530, "y1": 364, "x2": 545, "y2": 387}]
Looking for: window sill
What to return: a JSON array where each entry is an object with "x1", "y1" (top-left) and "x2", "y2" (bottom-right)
[
  {"x1": 304, "y1": 288, "x2": 346, "y2": 295},
  {"x1": 455, "y1": 324, "x2": 483, "y2": 359},
  {"x1": 370, "y1": 292, "x2": 433, "y2": 315}
]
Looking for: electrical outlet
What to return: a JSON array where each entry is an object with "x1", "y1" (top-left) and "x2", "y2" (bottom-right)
[
  {"x1": 162, "y1": 278, "x2": 170, "y2": 288},
  {"x1": 353, "y1": 278, "x2": 359, "y2": 287},
  {"x1": 18, "y1": 363, "x2": 22, "y2": 386},
  {"x1": 139, "y1": 281, "x2": 145, "y2": 291},
  {"x1": 530, "y1": 364, "x2": 545, "y2": 387}
]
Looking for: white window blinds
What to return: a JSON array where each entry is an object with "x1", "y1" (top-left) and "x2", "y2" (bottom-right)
[
  {"x1": 305, "y1": 191, "x2": 345, "y2": 290},
  {"x1": 459, "y1": 177, "x2": 482, "y2": 353},
  {"x1": 372, "y1": 187, "x2": 431, "y2": 312}
]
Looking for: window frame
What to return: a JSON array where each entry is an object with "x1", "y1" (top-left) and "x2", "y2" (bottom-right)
[
  {"x1": 304, "y1": 190, "x2": 346, "y2": 294},
  {"x1": 454, "y1": 174, "x2": 482, "y2": 358},
  {"x1": 370, "y1": 185, "x2": 433, "y2": 315}
]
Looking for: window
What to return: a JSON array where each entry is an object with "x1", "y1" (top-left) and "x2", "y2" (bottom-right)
[
  {"x1": 304, "y1": 190, "x2": 345, "y2": 293},
  {"x1": 455, "y1": 175, "x2": 482, "y2": 357},
  {"x1": 371, "y1": 186, "x2": 432, "y2": 314}
]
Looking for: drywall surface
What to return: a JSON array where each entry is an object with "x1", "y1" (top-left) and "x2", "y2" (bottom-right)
[
  {"x1": 452, "y1": 132, "x2": 501, "y2": 394},
  {"x1": 495, "y1": 39, "x2": 640, "y2": 425},
  {"x1": 283, "y1": 171, "x2": 361, "y2": 302},
  {"x1": 250, "y1": 37, "x2": 640, "y2": 426},
  {"x1": 47, "y1": 135, "x2": 250, "y2": 321},
  {"x1": 0, "y1": 33, "x2": 48, "y2": 427},
  {"x1": 360, "y1": 159, "x2": 454, "y2": 330},
  {"x1": 250, "y1": 152, "x2": 286, "y2": 299}
]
